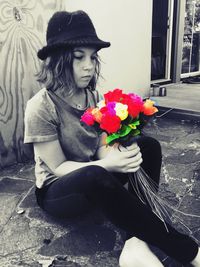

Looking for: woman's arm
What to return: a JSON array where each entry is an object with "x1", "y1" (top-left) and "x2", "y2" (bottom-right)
[
  {"x1": 34, "y1": 139, "x2": 106, "y2": 177},
  {"x1": 34, "y1": 138, "x2": 143, "y2": 177}
]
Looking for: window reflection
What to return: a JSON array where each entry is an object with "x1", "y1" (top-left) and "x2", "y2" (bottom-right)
[{"x1": 182, "y1": 0, "x2": 200, "y2": 74}]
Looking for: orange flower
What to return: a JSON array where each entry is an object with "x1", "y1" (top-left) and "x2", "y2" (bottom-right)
[
  {"x1": 143, "y1": 99, "x2": 158, "y2": 115},
  {"x1": 91, "y1": 108, "x2": 103, "y2": 123}
]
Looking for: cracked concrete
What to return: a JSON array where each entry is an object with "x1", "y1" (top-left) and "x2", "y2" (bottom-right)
[{"x1": 0, "y1": 117, "x2": 199, "y2": 267}]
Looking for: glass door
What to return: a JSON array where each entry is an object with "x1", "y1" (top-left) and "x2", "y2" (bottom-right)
[
  {"x1": 181, "y1": 0, "x2": 200, "y2": 77},
  {"x1": 151, "y1": 0, "x2": 174, "y2": 82}
]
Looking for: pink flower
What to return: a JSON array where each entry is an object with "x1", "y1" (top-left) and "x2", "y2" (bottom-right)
[
  {"x1": 100, "y1": 102, "x2": 116, "y2": 116},
  {"x1": 81, "y1": 109, "x2": 95, "y2": 126}
]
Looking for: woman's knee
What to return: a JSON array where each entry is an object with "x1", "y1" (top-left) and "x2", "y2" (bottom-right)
[
  {"x1": 84, "y1": 165, "x2": 109, "y2": 178},
  {"x1": 84, "y1": 165, "x2": 119, "y2": 188},
  {"x1": 138, "y1": 136, "x2": 162, "y2": 158},
  {"x1": 149, "y1": 137, "x2": 162, "y2": 154}
]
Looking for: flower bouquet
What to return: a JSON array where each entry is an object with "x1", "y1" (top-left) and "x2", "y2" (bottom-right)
[
  {"x1": 81, "y1": 88, "x2": 199, "y2": 232},
  {"x1": 81, "y1": 88, "x2": 157, "y2": 144}
]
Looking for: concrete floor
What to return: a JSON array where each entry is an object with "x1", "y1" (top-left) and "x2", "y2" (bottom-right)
[
  {"x1": 152, "y1": 82, "x2": 200, "y2": 112},
  {"x1": 0, "y1": 116, "x2": 200, "y2": 267}
]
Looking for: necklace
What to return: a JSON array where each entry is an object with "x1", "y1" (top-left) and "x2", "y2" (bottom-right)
[
  {"x1": 76, "y1": 103, "x2": 84, "y2": 109},
  {"x1": 54, "y1": 88, "x2": 88, "y2": 110},
  {"x1": 70, "y1": 92, "x2": 87, "y2": 109},
  {"x1": 66, "y1": 91, "x2": 88, "y2": 109}
]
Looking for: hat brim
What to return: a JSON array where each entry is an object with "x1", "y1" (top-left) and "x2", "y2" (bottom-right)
[{"x1": 37, "y1": 37, "x2": 111, "y2": 60}]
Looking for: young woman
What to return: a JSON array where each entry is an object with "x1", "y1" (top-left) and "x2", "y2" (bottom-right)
[{"x1": 24, "y1": 10, "x2": 200, "y2": 267}]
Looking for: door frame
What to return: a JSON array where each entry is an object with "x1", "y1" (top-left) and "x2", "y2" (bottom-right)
[
  {"x1": 165, "y1": 0, "x2": 174, "y2": 81},
  {"x1": 172, "y1": 0, "x2": 186, "y2": 83},
  {"x1": 151, "y1": 0, "x2": 174, "y2": 83},
  {"x1": 181, "y1": 0, "x2": 200, "y2": 78}
]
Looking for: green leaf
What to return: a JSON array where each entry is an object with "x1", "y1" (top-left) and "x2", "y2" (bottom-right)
[
  {"x1": 106, "y1": 133, "x2": 121, "y2": 144},
  {"x1": 131, "y1": 129, "x2": 141, "y2": 136},
  {"x1": 128, "y1": 120, "x2": 140, "y2": 129},
  {"x1": 118, "y1": 125, "x2": 133, "y2": 137},
  {"x1": 106, "y1": 125, "x2": 133, "y2": 144}
]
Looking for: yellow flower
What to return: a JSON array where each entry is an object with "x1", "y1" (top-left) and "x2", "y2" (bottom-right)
[
  {"x1": 97, "y1": 100, "x2": 106, "y2": 109},
  {"x1": 115, "y1": 103, "x2": 128, "y2": 120}
]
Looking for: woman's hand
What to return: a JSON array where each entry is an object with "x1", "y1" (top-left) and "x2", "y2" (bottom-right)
[{"x1": 100, "y1": 142, "x2": 143, "y2": 173}]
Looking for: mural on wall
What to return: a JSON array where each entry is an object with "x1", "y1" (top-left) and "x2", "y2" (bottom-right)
[{"x1": 0, "y1": 0, "x2": 65, "y2": 167}]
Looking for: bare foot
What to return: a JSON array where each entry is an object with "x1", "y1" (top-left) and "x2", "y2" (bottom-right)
[
  {"x1": 191, "y1": 248, "x2": 200, "y2": 267},
  {"x1": 119, "y1": 237, "x2": 164, "y2": 267}
]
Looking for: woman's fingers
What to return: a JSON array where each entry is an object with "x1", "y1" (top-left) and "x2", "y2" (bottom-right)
[
  {"x1": 124, "y1": 166, "x2": 141, "y2": 173},
  {"x1": 126, "y1": 142, "x2": 138, "y2": 149},
  {"x1": 122, "y1": 153, "x2": 143, "y2": 173},
  {"x1": 117, "y1": 146, "x2": 140, "y2": 158},
  {"x1": 127, "y1": 156, "x2": 142, "y2": 167},
  {"x1": 125, "y1": 148, "x2": 141, "y2": 159},
  {"x1": 104, "y1": 143, "x2": 143, "y2": 173}
]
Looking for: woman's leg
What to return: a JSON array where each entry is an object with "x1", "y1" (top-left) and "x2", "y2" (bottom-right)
[
  {"x1": 113, "y1": 135, "x2": 162, "y2": 195},
  {"x1": 114, "y1": 136, "x2": 162, "y2": 244},
  {"x1": 117, "y1": 136, "x2": 164, "y2": 266},
  {"x1": 38, "y1": 165, "x2": 198, "y2": 265},
  {"x1": 137, "y1": 135, "x2": 162, "y2": 186}
]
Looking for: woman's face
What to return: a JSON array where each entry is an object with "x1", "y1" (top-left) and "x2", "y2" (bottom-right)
[{"x1": 72, "y1": 47, "x2": 97, "y2": 89}]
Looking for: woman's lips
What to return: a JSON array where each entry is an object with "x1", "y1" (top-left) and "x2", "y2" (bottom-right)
[{"x1": 81, "y1": 75, "x2": 91, "y2": 80}]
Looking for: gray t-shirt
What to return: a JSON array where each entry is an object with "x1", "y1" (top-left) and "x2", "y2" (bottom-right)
[{"x1": 24, "y1": 88, "x2": 100, "y2": 188}]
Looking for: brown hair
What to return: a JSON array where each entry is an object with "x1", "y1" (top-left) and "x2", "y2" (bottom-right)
[{"x1": 36, "y1": 48, "x2": 101, "y2": 94}]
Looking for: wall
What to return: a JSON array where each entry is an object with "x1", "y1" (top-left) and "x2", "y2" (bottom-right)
[
  {"x1": 65, "y1": 0, "x2": 153, "y2": 95},
  {"x1": 0, "y1": 0, "x2": 65, "y2": 167},
  {"x1": 0, "y1": 0, "x2": 153, "y2": 167}
]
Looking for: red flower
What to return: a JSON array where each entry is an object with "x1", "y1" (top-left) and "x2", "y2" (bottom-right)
[
  {"x1": 81, "y1": 109, "x2": 95, "y2": 126},
  {"x1": 100, "y1": 114, "x2": 121, "y2": 133},
  {"x1": 104, "y1": 89, "x2": 124, "y2": 103},
  {"x1": 121, "y1": 93, "x2": 143, "y2": 118}
]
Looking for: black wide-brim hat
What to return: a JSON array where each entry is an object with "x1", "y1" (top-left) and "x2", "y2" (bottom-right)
[{"x1": 37, "y1": 10, "x2": 111, "y2": 60}]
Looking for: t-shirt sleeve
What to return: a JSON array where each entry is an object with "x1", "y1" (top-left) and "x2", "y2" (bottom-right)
[{"x1": 24, "y1": 98, "x2": 58, "y2": 144}]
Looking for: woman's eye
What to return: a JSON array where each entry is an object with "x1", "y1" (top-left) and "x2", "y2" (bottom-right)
[
  {"x1": 91, "y1": 55, "x2": 97, "y2": 61},
  {"x1": 74, "y1": 55, "x2": 83, "y2": 60}
]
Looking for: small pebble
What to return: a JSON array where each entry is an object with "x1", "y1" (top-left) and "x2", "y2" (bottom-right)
[
  {"x1": 16, "y1": 209, "x2": 25, "y2": 214},
  {"x1": 43, "y1": 239, "x2": 51, "y2": 245}
]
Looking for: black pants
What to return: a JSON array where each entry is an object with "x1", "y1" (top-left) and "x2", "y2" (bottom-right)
[{"x1": 35, "y1": 136, "x2": 198, "y2": 264}]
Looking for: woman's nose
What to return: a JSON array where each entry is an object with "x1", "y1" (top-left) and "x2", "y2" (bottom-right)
[{"x1": 83, "y1": 58, "x2": 93, "y2": 70}]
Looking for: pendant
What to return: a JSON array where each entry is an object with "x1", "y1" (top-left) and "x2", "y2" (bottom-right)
[{"x1": 76, "y1": 104, "x2": 82, "y2": 109}]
